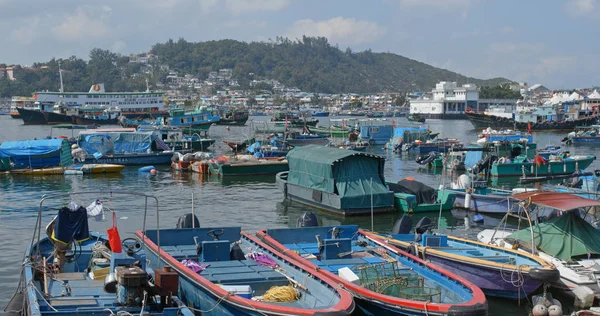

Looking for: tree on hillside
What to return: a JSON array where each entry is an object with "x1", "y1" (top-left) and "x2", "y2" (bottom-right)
[{"x1": 479, "y1": 84, "x2": 521, "y2": 99}]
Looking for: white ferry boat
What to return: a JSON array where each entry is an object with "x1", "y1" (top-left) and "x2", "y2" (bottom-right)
[{"x1": 9, "y1": 96, "x2": 36, "y2": 118}]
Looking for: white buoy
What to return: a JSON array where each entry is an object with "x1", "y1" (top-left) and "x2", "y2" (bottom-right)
[
  {"x1": 464, "y1": 193, "x2": 472, "y2": 208},
  {"x1": 547, "y1": 305, "x2": 562, "y2": 316},
  {"x1": 532, "y1": 304, "x2": 548, "y2": 316}
]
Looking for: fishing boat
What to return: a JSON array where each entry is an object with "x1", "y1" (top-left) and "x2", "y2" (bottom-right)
[
  {"x1": 404, "y1": 138, "x2": 463, "y2": 154},
  {"x1": 167, "y1": 108, "x2": 221, "y2": 132},
  {"x1": 17, "y1": 103, "x2": 51, "y2": 124},
  {"x1": 216, "y1": 108, "x2": 249, "y2": 126},
  {"x1": 171, "y1": 152, "x2": 213, "y2": 172},
  {"x1": 77, "y1": 130, "x2": 174, "y2": 165},
  {"x1": 310, "y1": 109, "x2": 330, "y2": 117},
  {"x1": 307, "y1": 125, "x2": 352, "y2": 138},
  {"x1": 138, "y1": 126, "x2": 215, "y2": 152},
  {"x1": 137, "y1": 224, "x2": 356, "y2": 315},
  {"x1": 284, "y1": 132, "x2": 330, "y2": 147},
  {"x1": 358, "y1": 119, "x2": 395, "y2": 145},
  {"x1": 256, "y1": 224, "x2": 488, "y2": 315},
  {"x1": 465, "y1": 110, "x2": 599, "y2": 131},
  {"x1": 374, "y1": 215, "x2": 559, "y2": 299},
  {"x1": 387, "y1": 178, "x2": 456, "y2": 213},
  {"x1": 223, "y1": 138, "x2": 256, "y2": 152},
  {"x1": 73, "y1": 108, "x2": 120, "y2": 125},
  {"x1": 271, "y1": 111, "x2": 319, "y2": 127},
  {"x1": 563, "y1": 125, "x2": 600, "y2": 144},
  {"x1": 208, "y1": 155, "x2": 289, "y2": 176},
  {"x1": 489, "y1": 153, "x2": 596, "y2": 177},
  {"x1": 277, "y1": 145, "x2": 394, "y2": 215},
  {"x1": 4, "y1": 191, "x2": 195, "y2": 316},
  {"x1": 477, "y1": 192, "x2": 600, "y2": 303},
  {"x1": 386, "y1": 127, "x2": 437, "y2": 152},
  {"x1": 408, "y1": 113, "x2": 426, "y2": 123}
]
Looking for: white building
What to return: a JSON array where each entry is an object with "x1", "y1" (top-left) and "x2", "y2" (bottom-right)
[{"x1": 410, "y1": 82, "x2": 479, "y2": 119}]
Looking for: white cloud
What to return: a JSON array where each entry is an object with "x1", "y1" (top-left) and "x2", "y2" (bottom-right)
[
  {"x1": 225, "y1": 0, "x2": 292, "y2": 16},
  {"x1": 287, "y1": 17, "x2": 385, "y2": 45},
  {"x1": 10, "y1": 16, "x2": 40, "y2": 44},
  {"x1": 565, "y1": 0, "x2": 595, "y2": 16},
  {"x1": 52, "y1": 7, "x2": 110, "y2": 41}
]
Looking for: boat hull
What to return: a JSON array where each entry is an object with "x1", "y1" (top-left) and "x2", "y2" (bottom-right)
[
  {"x1": 74, "y1": 116, "x2": 119, "y2": 125},
  {"x1": 490, "y1": 156, "x2": 596, "y2": 177},
  {"x1": 277, "y1": 172, "x2": 394, "y2": 216},
  {"x1": 165, "y1": 139, "x2": 215, "y2": 151},
  {"x1": 466, "y1": 112, "x2": 599, "y2": 131},
  {"x1": 138, "y1": 230, "x2": 355, "y2": 316},
  {"x1": 392, "y1": 190, "x2": 456, "y2": 213},
  {"x1": 44, "y1": 111, "x2": 75, "y2": 124},
  {"x1": 571, "y1": 136, "x2": 600, "y2": 143},
  {"x1": 382, "y1": 235, "x2": 558, "y2": 300},
  {"x1": 84, "y1": 152, "x2": 174, "y2": 165},
  {"x1": 210, "y1": 161, "x2": 289, "y2": 176},
  {"x1": 450, "y1": 190, "x2": 512, "y2": 214},
  {"x1": 17, "y1": 108, "x2": 47, "y2": 124},
  {"x1": 286, "y1": 138, "x2": 330, "y2": 147}
]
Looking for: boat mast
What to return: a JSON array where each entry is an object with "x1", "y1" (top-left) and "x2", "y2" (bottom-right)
[{"x1": 58, "y1": 62, "x2": 64, "y2": 106}]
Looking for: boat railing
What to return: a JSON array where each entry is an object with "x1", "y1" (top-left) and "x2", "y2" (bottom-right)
[{"x1": 30, "y1": 190, "x2": 165, "y2": 268}]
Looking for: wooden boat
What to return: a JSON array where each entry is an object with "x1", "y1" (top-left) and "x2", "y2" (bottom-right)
[
  {"x1": 477, "y1": 192, "x2": 600, "y2": 300},
  {"x1": 137, "y1": 225, "x2": 356, "y2": 315},
  {"x1": 284, "y1": 133, "x2": 330, "y2": 147},
  {"x1": 387, "y1": 179, "x2": 456, "y2": 213},
  {"x1": 209, "y1": 155, "x2": 288, "y2": 176},
  {"x1": 7, "y1": 191, "x2": 194, "y2": 316},
  {"x1": 5, "y1": 164, "x2": 125, "y2": 175},
  {"x1": 277, "y1": 145, "x2": 394, "y2": 215},
  {"x1": 256, "y1": 225, "x2": 488, "y2": 315},
  {"x1": 373, "y1": 215, "x2": 559, "y2": 299}
]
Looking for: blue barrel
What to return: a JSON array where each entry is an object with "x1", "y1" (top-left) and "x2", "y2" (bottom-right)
[{"x1": 138, "y1": 166, "x2": 155, "y2": 172}]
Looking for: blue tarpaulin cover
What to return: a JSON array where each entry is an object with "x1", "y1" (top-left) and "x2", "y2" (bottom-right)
[
  {"x1": 78, "y1": 131, "x2": 157, "y2": 156},
  {"x1": 0, "y1": 139, "x2": 72, "y2": 169}
]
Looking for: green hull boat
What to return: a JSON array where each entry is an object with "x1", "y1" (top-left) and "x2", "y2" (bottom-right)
[
  {"x1": 490, "y1": 155, "x2": 596, "y2": 177},
  {"x1": 386, "y1": 180, "x2": 456, "y2": 213},
  {"x1": 209, "y1": 160, "x2": 289, "y2": 176},
  {"x1": 310, "y1": 127, "x2": 352, "y2": 138},
  {"x1": 392, "y1": 189, "x2": 456, "y2": 213}
]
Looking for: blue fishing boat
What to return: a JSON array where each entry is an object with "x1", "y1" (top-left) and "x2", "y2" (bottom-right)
[
  {"x1": 277, "y1": 145, "x2": 394, "y2": 215},
  {"x1": 137, "y1": 224, "x2": 355, "y2": 315},
  {"x1": 167, "y1": 108, "x2": 221, "y2": 132},
  {"x1": 77, "y1": 130, "x2": 174, "y2": 165},
  {"x1": 257, "y1": 225, "x2": 488, "y2": 315},
  {"x1": 376, "y1": 216, "x2": 559, "y2": 299},
  {"x1": 563, "y1": 125, "x2": 600, "y2": 144},
  {"x1": 6, "y1": 191, "x2": 194, "y2": 316},
  {"x1": 358, "y1": 119, "x2": 394, "y2": 145}
]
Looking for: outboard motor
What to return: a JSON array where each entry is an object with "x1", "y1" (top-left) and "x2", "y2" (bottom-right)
[
  {"x1": 115, "y1": 266, "x2": 147, "y2": 307},
  {"x1": 414, "y1": 217, "x2": 433, "y2": 243},
  {"x1": 177, "y1": 213, "x2": 200, "y2": 229},
  {"x1": 391, "y1": 215, "x2": 413, "y2": 234},
  {"x1": 297, "y1": 212, "x2": 319, "y2": 227}
]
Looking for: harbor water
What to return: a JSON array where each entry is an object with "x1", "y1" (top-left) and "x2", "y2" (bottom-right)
[{"x1": 1, "y1": 115, "x2": 599, "y2": 315}]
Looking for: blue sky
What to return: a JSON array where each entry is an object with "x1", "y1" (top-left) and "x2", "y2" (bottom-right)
[{"x1": 1, "y1": 0, "x2": 598, "y2": 89}]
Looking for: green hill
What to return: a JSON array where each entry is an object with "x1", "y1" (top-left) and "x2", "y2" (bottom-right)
[
  {"x1": 0, "y1": 36, "x2": 510, "y2": 97},
  {"x1": 150, "y1": 36, "x2": 509, "y2": 93}
]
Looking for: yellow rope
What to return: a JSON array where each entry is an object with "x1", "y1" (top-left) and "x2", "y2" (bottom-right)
[{"x1": 263, "y1": 285, "x2": 300, "y2": 302}]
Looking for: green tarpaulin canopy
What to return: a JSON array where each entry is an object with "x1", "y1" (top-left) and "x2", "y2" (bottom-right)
[
  {"x1": 286, "y1": 145, "x2": 393, "y2": 209},
  {"x1": 508, "y1": 211, "x2": 600, "y2": 262}
]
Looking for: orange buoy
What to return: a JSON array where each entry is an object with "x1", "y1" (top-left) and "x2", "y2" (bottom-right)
[{"x1": 406, "y1": 177, "x2": 415, "y2": 181}]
